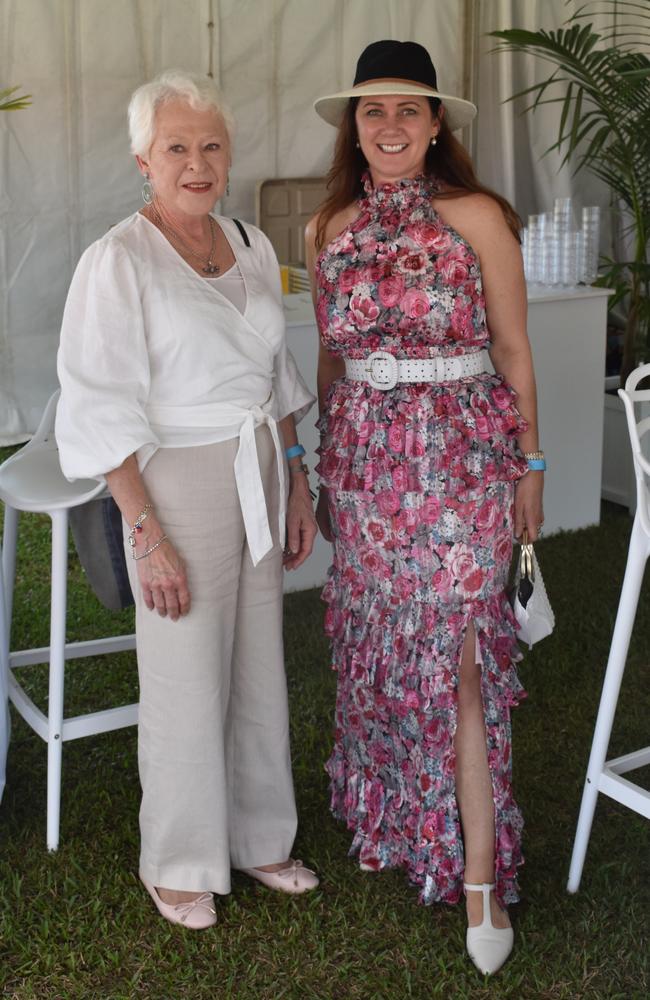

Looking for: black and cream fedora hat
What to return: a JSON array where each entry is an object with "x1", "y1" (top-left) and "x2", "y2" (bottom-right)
[{"x1": 314, "y1": 39, "x2": 476, "y2": 132}]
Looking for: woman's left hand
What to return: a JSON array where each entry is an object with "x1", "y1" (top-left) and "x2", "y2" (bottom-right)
[
  {"x1": 283, "y1": 477, "x2": 317, "y2": 570},
  {"x1": 514, "y1": 471, "x2": 545, "y2": 543}
]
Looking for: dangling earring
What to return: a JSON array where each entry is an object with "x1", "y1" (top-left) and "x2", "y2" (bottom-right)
[
  {"x1": 430, "y1": 135, "x2": 438, "y2": 147},
  {"x1": 355, "y1": 140, "x2": 360, "y2": 149},
  {"x1": 226, "y1": 175, "x2": 230, "y2": 197},
  {"x1": 141, "y1": 173, "x2": 154, "y2": 204}
]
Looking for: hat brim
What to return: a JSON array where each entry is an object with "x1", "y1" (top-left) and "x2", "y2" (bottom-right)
[{"x1": 314, "y1": 81, "x2": 476, "y2": 132}]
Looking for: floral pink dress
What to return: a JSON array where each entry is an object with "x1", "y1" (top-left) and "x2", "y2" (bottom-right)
[{"x1": 315, "y1": 173, "x2": 529, "y2": 907}]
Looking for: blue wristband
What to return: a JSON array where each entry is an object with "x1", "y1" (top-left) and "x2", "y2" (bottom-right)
[
  {"x1": 527, "y1": 458, "x2": 546, "y2": 471},
  {"x1": 285, "y1": 444, "x2": 305, "y2": 460}
]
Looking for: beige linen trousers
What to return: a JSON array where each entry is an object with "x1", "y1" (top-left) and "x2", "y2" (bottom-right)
[{"x1": 126, "y1": 427, "x2": 298, "y2": 894}]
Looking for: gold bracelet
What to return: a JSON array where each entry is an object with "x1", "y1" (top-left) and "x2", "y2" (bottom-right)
[{"x1": 523, "y1": 450, "x2": 545, "y2": 461}]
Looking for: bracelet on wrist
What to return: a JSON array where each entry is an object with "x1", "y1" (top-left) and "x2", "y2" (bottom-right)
[
  {"x1": 524, "y1": 450, "x2": 546, "y2": 471},
  {"x1": 127, "y1": 503, "x2": 153, "y2": 550},
  {"x1": 288, "y1": 461, "x2": 317, "y2": 500},
  {"x1": 132, "y1": 533, "x2": 168, "y2": 561},
  {"x1": 285, "y1": 444, "x2": 305, "y2": 460}
]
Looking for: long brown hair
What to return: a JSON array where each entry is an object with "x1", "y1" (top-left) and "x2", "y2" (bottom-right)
[{"x1": 315, "y1": 98, "x2": 521, "y2": 249}]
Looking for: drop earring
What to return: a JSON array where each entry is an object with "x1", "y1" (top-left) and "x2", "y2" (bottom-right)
[
  {"x1": 141, "y1": 173, "x2": 154, "y2": 204},
  {"x1": 430, "y1": 136, "x2": 437, "y2": 147},
  {"x1": 355, "y1": 141, "x2": 360, "y2": 149},
  {"x1": 226, "y1": 176, "x2": 230, "y2": 197}
]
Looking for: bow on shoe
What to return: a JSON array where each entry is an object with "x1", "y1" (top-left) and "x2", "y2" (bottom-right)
[
  {"x1": 175, "y1": 892, "x2": 217, "y2": 923},
  {"x1": 275, "y1": 859, "x2": 314, "y2": 887},
  {"x1": 239, "y1": 858, "x2": 320, "y2": 893}
]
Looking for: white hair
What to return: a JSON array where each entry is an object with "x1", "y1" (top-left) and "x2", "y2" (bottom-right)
[{"x1": 127, "y1": 69, "x2": 235, "y2": 157}]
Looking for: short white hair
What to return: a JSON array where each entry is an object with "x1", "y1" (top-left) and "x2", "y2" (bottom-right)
[{"x1": 128, "y1": 69, "x2": 235, "y2": 157}]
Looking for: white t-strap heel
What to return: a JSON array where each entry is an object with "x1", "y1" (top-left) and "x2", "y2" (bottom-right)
[{"x1": 463, "y1": 882, "x2": 514, "y2": 975}]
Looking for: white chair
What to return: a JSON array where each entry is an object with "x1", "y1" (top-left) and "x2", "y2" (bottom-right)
[
  {"x1": 1, "y1": 538, "x2": 9, "y2": 805},
  {"x1": 0, "y1": 390, "x2": 137, "y2": 850},
  {"x1": 567, "y1": 364, "x2": 650, "y2": 892}
]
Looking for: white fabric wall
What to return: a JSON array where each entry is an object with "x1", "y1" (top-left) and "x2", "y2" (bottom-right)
[
  {"x1": 0, "y1": 0, "x2": 465, "y2": 442},
  {"x1": 473, "y1": 0, "x2": 611, "y2": 236},
  {"x1": 0, "y1": 0, "x2": 620, "y2": 442}
]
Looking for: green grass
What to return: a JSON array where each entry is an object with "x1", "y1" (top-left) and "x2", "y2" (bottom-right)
[{"x1": 1, "y1": 448, "x2": 649, "y2": 998}]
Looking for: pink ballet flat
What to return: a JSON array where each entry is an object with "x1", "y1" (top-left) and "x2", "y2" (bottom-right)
[
  {"x1": 239, "y1": 859, "x2": 319, "y2": 894},
  {"x1": 141, "y1": 876, "x2": 217, "y2": 929}
]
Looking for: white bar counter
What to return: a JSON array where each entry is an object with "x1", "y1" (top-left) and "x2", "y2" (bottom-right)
[
  {"x1": 525, "y1": 285, "x2": 610, "y2": 535},
  {"x1": 283, "y1": 285, "x2": 610, "y2": 592}
]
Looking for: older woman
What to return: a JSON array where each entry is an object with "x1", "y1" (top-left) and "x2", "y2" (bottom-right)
[
  {"x1": 306, "y1": 41, "x2": 544, "y2": 974},
  {"x1": 56, "y1": 69, "x2": 319, "y2": 928}
]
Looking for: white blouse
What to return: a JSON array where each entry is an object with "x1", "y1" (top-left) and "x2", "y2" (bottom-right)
[{"x1": 56, "y1": 213, "x2": 315, "y2": 565}]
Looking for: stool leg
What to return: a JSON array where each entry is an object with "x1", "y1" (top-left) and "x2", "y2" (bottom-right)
[
  {"x1": 46, "y1": 509, "x2": 68, "y2": 852},
  {"x1": 1, "y1": 505, "x2": 19, "y2": 644},
  {"x1": 0, "y1": 541, "x2": 9, "y2": 803},
  {"x1": 567, "y1": 515, "x2": 649, "y2": 892}
]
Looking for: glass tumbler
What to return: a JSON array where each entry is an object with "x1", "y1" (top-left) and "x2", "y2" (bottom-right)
[{"x1": 582, "y1": 205, "x2": 600, "y2": 283}]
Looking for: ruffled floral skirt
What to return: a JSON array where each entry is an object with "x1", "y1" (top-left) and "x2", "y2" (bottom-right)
[{"x1": 318, "y1": 376, "x2": 528, "y2": 907}]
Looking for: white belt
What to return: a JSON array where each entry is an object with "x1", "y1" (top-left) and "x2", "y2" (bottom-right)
[{"x1": 344, "y1": 349, "x2": 489, "y2": 390}]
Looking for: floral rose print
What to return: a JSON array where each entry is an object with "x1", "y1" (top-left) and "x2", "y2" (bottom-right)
[
  {"x1": 378, "y1": 274, "x2": 406, "y2": 308},
  {"x1": 315, "y1": 173, "x2": 529, "y2": 907},
  {"x1": 348, "y1": 293, "x2": 380, "y2": 330},
  {"x1": 400, "y1": 287, "x2": 431, "y2": 319}
]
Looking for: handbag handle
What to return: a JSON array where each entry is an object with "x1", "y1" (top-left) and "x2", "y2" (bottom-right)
[{"x1": 518, "y1": 528, "x2": 535, "y2": 581}]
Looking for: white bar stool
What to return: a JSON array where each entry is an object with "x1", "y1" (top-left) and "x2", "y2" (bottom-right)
[
  {"x1": 567, "y1": 363, "x2": 650, "y2": 892},
  {"x1": 0, "y1": 390, "x2": 137, "y2": 850},
  {"x1": 1, "y1": 537, "x2": 10, "y2": 804}
]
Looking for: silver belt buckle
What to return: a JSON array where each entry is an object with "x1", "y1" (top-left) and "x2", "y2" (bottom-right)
[{"x1": 365, "y1": 350, "x2": 399, "y2": 390}]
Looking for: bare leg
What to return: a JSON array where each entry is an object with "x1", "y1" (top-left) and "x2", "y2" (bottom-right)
[{"x1": 455, "y1": 624, "x2": 510, "y2": 929}]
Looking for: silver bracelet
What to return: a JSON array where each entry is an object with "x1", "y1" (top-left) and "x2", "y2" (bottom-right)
[
  {"x1": 132, "y1": 533, "x2": 168, "y2": 561},
  {"x1": 127, "y1": 503, "x2": 153, "y2": 550},
  {"x1": 288, "y1": 461, "x2": 317, "y2": 499}
]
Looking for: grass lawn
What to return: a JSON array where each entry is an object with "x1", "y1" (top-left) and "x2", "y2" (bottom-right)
[{"x1": 0, "y1": 467, "x2": 649, "y2": 999}]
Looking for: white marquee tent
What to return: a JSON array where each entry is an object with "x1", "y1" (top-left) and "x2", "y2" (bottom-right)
[
  {"x1": 2, "y1": 0, "x2": 637, "y2": 814},
  {"x1": 0, "y1": 0, "x2": 612, "y2": 445}
]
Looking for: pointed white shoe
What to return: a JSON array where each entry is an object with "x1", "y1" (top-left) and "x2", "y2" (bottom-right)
[{"x1": 464, "y1": 882, "x2": 513, "y2": 975}]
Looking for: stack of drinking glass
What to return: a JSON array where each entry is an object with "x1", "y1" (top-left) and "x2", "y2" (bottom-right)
[{"x1": 522, "y1": 197, "x2": 600, "y2": 287}]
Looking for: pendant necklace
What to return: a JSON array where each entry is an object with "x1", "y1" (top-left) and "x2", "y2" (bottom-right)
[{"x1": 152, "y1": 206, "x2": 220, "y2": 274}]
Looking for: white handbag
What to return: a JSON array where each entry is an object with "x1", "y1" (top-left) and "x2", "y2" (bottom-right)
[{"x1": 512, "y1": 530, "x2": 555, "y2": 649}]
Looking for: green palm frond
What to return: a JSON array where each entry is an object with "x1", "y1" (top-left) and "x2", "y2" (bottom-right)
[
  {"x1": 0, "y1": 86, "x2": 32, "y2": 111},
  {"x1": 572, "y1": 0, "x2": 650, "y2": 49}
]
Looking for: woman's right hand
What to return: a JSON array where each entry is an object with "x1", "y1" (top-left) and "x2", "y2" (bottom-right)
[
  {"x1": 316, "y1": 487, "x2": 333, "y2": 542},
  {"x1": 136, "y1": 538, "x2": 191, "y2": 621}
]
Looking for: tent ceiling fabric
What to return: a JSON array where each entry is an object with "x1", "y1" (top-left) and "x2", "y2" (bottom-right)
[{"x1": 0, "y1": 0, "x2": 611, "y2": 442}]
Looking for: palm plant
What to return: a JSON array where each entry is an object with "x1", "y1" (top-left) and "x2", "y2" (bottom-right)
[
  {"x1": 0, "y1": 86, "x2": 31, "y2": 112},
  {"x1": 490, "y1": 0, "x2": 650, "y2": 385}
]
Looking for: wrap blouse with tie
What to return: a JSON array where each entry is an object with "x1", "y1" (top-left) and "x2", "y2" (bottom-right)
[{"x1": 55, "y1": 213, "x2": 315, "y2": 565}]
